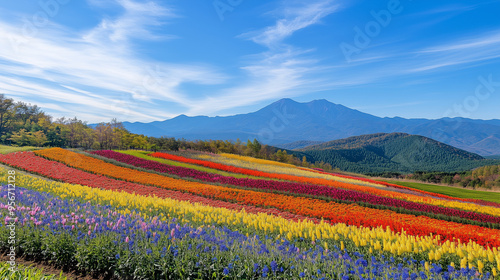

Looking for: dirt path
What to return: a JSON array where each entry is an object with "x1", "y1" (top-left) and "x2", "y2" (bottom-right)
[{"x1": 0, "y1": 254, "x2": 102, "y2": 280}]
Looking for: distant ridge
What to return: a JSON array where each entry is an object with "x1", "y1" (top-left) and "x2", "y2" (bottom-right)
[
  {"x1": 122, "y1": 98, "x2": 500, "y2": 156},
  {"x1": 299, "y1": 133, "x2": 483, "y2": 159},
  {"x1": 277, "y1": 140, "x2": 324, "y2": 150}
]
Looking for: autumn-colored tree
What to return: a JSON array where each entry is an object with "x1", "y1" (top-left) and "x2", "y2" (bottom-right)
[
  {"x1": 0, "y1": 95, "x2": 15, "y2": 141},
  {"x1": 8, "y1": 129, "x2": 48, "y2": 147},
  {"x1": 302, "y1": 156, "x2": 308, "y2": 167},
  {"x1": 131, "y1": 134, "x2": 148, "y2": 149}
]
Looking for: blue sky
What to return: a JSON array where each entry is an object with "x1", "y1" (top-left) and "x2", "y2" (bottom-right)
[{"x1": 0, "y1": 0, "x2": 499, "y2": 123}]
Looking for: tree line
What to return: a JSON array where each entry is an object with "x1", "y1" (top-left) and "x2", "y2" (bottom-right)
[
  {"x1": 1, "y1": 94, "x2": 140, "y2": 149},
  {"x1": 374, "y1": 166, "x2": 500, "y2": 190}
]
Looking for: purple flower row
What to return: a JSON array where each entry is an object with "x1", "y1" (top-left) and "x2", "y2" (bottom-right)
[{"x1": 5, "y1": 186, "x2": 484, "y2": 279}]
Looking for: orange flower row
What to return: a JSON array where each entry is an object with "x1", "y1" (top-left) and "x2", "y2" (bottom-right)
[{"x1": 34, "y1": 148, "x2": 500, "y2": 247}]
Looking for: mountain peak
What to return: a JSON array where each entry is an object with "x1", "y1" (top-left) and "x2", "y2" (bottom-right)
[
  {"x1": 273, "y1": 98, "x2": 300, "y2": 105},
  {"x1": 270, "y1": 98, "x2": 344, "y2": 110},
  {"x1": 256, "y1": 98, "x2": 302, "y2": 114},
  {"x1": 308, "y1": 99, "x2": 334, "y2": 105},
  {"x1": 172, "y1": 114, "x2": 189, "y2": 119},
  {"x1": 274, "y1": 98, "x2": 336, "y2": 105}
]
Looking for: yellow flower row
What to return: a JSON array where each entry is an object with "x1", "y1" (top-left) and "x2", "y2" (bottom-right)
[
  {"x1": 219, "y1": 153, "x2": 298, "y2": 168},
  {"x1": 194, "y1": 153, "x2": 388, "y2": 189},
  {"x1": 3, "y1": 167, "x2": 499, "y2": 272}
]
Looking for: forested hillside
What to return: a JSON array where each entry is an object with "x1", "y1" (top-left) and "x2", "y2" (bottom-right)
[
  {"x1": 296, "y1": 133, "x2": 498, "y2": 173},
  {"x1": 382, "y1": 164, "x2": 500, "y2": 189}
]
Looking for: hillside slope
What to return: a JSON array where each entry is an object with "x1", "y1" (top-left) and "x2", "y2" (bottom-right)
[{"x1": 296, "y1": 133, "x2": 498, "y2": 174}]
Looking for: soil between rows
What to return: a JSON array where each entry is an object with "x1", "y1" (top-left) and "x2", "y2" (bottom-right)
[{"x1": 0, "y1": 254, "x2": 102, "y2": 280}]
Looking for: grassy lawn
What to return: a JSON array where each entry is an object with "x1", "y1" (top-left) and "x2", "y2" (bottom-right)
[
  {"x1": 383, "y1": 179, "x2": 500, "y2": 204},
  {"x1": 0, "y1": 145, "x2": 41, "y2": 154}
]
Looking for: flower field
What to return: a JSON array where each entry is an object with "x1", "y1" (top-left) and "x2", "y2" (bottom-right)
[
  {"x1": 117, "y1": 150, "x2": 280, "y2": 181},
  {"x1": 91, "y1": 150, "x2": 500, "y2": 228},
  {"x1": 157, "y1": 151, "x2": 390, "y2": 189},
  {"x1": 1, "y1": 148, "x2": 500, "y2": 279},
  {"x1": 146, "y1": 152, "x2": 500, "y2": 217}
]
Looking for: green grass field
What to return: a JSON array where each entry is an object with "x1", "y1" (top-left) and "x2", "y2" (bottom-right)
[
  {"x1": 384, "y1": 179, "x2": 500, "y2": 204},
  {"x1": 0, "y1": 262, "x2": 66, "y2": 280},
  {"x1": 0, "y1": 145, "x2": 41, "y2": 154}
]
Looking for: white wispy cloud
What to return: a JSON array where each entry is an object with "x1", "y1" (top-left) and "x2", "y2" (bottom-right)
[
  {"x1": 188, "y1": 0, "x2": 340, "y2": 115},
  {"x1": 407, "y1": 4, "x2": 476, "y2": 18},
  {"x1": 0, "y1": 0, "x2": 226, "y2": 122},
  {"x1": 241, "y1": 0, "x2": 338, "y2": 49},
  {"x1": 327, "y1": 29, "x2": 500, "y2": 83},
  {"x1": 188, "y1": 52, "x2": 324, "y2": 115},
  {"x1": 419, "y1": 32, "x2": 500, "y2": 54},
  {"x1": 408, "y1": 31, "x2": 500, "y2": 73},
  {"x1": 84, "y1": 0, "x2": 176, "y2": 44},
  {"x1": 0, "y1": 0, "x2": 348, "y2": 121},
  {"x1": 0, "y1": 76, "x2": 167, "y2": 121}
]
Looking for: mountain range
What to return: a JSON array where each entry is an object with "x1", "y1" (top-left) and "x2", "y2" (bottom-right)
[{"x1": 122, "y1": 98, "x2": 500, "y2": 156}]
